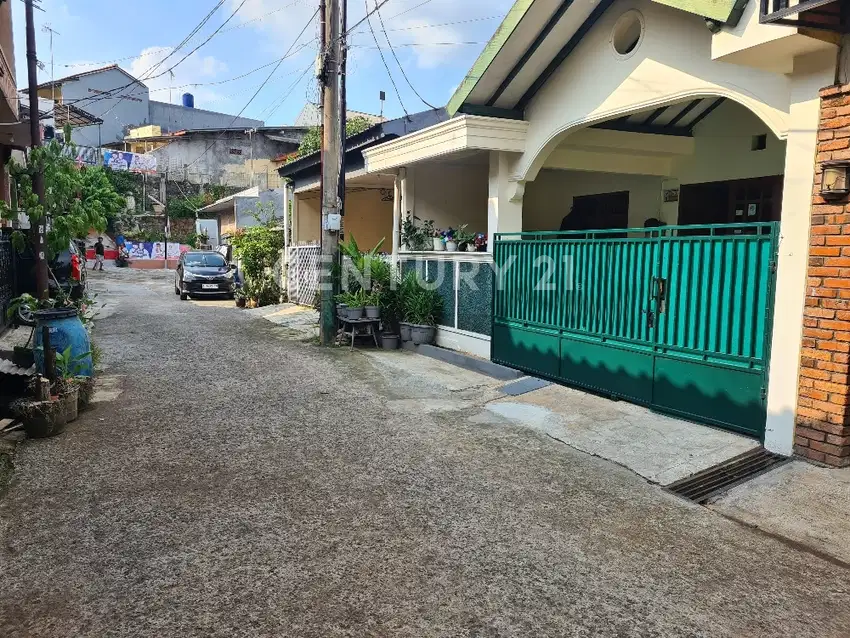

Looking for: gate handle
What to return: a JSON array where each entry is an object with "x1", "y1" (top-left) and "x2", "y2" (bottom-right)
[{"x1": 655, "y1": 277, "x2": 667, "y2": 314}]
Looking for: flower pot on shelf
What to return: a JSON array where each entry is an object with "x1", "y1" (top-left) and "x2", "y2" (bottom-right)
[
  {"x1": 381, "y1": 334, "x2": 400, "y2": 349},
  {"x1": 347, "y1": 306, "x2": 364, "y2": 320},
  {"x1": 399, "y1": 322, "x2": 413, "y2": 342},
  {"x1": 12, "y1": 398, "x2": 67, "y2": 438},
  {"x1": 432, "y1": 237, "x2": 445, "y2": 251},
  {"x1": 445, "y1": 241, "x2": 458, "y2": 252},
  {"x1": 410, "y1": 324, "x2": 436, "y2": 345},
  {"x1": 466, "y1": 243, "x2": 476, "y2": 252},
  {"x1": 364, "y1": 305, "x2": 380, "y2": 319},
  {"x1": 337, "y1": 303, "x2": 348, "y2": 317}
]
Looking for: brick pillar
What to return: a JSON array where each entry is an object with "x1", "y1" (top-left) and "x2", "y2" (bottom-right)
[{"x1": 797, "y1": 84, "x2": 850, "y2": 467}]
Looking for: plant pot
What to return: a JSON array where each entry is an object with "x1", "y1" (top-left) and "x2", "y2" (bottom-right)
[
  {"x1": 76, "y1": 376, "x2": 96, "y2": 410},
  {"x1": 432, "y1": 237, "x2": 445, "y2": 251},
  {"x1": 337, "y1": 303, "x2": 348, "y2": 317},
  {"x1": 61, "y1": 385, "x2": 80, "y2": 423},
  {"x1": 399, "y1": 322, "x2": 413, "y2": 342},
  {"x1": 445, "y1": 241, "x2": 458, "y2": 252},
  {"x1": 364, "y1": 305, "x2": 380, "y2": 319},
  {"x1": 466, "y1": 243, "x2": 477, "y2": 252},
  {"x1": 347, "y1": 306, "x2": 364, "y2": 320},
  {"x1": 381, "y1": 334, "x2": 400, "y2": 350},
  {"x1": 12, "y1": 346, "x2": 34, "y2": 369},
  {"x1": 12, "y1": 399, "x2": 67, "y2": 438},
  {"x1": 236, "y1": 297, "x2": 246, "y2": 308},
  {"x1": 410, "y1": 324, "x2": 436, "y2": 345}
]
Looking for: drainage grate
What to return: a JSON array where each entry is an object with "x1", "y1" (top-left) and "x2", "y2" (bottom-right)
[{"x1": 665, "y1": 447, "x2": 789, "y2": 504}]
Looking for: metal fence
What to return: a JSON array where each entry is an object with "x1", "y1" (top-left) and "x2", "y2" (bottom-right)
[
  {"x1": 0, "y1": 234, "x2": 13, "y2": 330},
  {"x1": 288, "y1": 244, "x2": 321, "y2": 307}
]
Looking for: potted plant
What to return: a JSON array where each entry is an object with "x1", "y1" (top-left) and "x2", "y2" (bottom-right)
[
  {"x1": 381, "y1": 333, "x2": 400, "y2": 349},
  {"x1": 54, "y1": 345, "x2": 90, "y2": 423},
  {"x1": 234, "y1": 288, "x2": 247, "y2": 308},
  {"x1": 404, "y1": 283, "x2": 443, "y2": 346},
  {"x1": 11, "y1": 396, "x2": 67, "y2": 438},
  {"x1": 444, "y1": 228, "x2": 458, "y2": 252},
  {"x1": 474, "y1": 232, "x2": 488, "y2": 252},
  {"x1": 401, "y1": 214, "x2": 428, "y2": 251},
  {"x1": 364, "y1": 291, "x2": 381, "y2": 319},
  {"x1": 432, "y1": 230, "x2": 445, "y2": 251},
  {"x1": 76, "y1": 375, "x2": 97, "y2": 410},
  {"x1": 454, "y1": 225, "x2": 475, "y2": 252}
]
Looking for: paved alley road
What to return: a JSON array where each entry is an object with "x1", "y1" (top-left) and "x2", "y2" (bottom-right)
[{"x1": 2, "y1": 269, "x2": 849, "y2": 638}]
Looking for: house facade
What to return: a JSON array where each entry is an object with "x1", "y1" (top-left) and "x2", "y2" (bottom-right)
[
  {"x1": 354, "y1": 0, "x2": 849, "y2": 465},
  {"x1": 28, "y1": 65, "x2": 264, "y2": 148}
]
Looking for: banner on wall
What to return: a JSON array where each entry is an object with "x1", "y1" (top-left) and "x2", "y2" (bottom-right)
[
  {"x1": 62, "y1": 145, "x2": 157, "y2": 174},
  {"x1": 124, "y1": 241, "x2": 187, "y2": 260}
]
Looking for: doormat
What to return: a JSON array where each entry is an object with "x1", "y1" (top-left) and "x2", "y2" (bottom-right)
[
  {"x1": 500, "y1": 376, "x2": 552, "y2": 397},
  {"x1": 665, "y1": 447, "x2": 789, "y2": 504}
]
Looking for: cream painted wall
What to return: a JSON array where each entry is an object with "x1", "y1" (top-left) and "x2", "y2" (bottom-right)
[
  {"x1": 412, "y1": 162, "x2": 489, "y2": 233},
  {"x1": 671, "y1": 100, "x2": 786, "y2": 185},
  {"x1": 294, "y1": 189, "x2": 393, "y2": 249},
  {"x1": 518, "y1": 0, "x2": 802, "y2": 181},
  {"x1": 341, "y1": 189, "x2": 394, "y2": 251},
  {"x1": 295, "y1": 193, "x2": 321, "y2": 244},
  {"x1": 524, "y1": 169, "x2": 664, "y2": 231}
]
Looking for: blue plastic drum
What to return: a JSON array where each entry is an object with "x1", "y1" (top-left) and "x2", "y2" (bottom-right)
[{"x1": 33, "y1": 308, "x2": 93, "y2": 377}]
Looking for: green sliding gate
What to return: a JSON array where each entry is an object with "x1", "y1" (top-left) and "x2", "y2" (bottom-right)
[{"x1": 492, "y1": 223, "x2": 779, "y2": 438}]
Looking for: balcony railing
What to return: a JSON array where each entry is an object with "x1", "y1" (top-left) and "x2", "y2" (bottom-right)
[{"x1": 760, "y1": 0, "x2": 848, "y2": 32}]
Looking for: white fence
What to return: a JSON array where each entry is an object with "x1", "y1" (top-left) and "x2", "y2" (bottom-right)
[{"x1": 288, "y1": 244, "x2": 320, "y2": 307}]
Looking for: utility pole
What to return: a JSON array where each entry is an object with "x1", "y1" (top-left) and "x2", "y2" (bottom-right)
[
  {"x1": 25, "y1": 0, "x2": 48, "y2": 299},
  {"x1": 319, "y1": 0, "x2": 342, "y2": 345}
]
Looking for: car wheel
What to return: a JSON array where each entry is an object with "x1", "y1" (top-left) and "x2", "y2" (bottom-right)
[{"x1": 180, "y1": 292, "x2": 189, "y2": 301}]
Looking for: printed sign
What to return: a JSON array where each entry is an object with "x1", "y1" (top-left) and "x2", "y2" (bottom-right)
[{"x1": 124, "y1": 241, "x2": 187, "y2": 260}]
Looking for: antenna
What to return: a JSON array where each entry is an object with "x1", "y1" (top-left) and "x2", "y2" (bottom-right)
[
  {"x1": 379, "y1": 90, "x2": 386, "y2": 119},
  {"x1": 41, "y1": 23, "x2": 60, "y2": 106}
]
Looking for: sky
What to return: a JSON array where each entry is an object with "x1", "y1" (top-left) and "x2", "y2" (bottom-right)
[{"x1": 12, "y1": 0, "x2": 516, "y2": 125}]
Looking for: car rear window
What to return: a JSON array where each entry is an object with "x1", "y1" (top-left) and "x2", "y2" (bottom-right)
[{"x1": 184, "y1": 253, "x2": 227, "y2": 267}]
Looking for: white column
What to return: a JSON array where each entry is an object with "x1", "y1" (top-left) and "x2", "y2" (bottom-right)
[
  {"x1": 488, "y1": 151, "x2": 524, "y2": 249},
  {"x1": 292, "y1": 192, "x2": 300, "y2": 245},
  {"x1": 392, "y1": 169, "x2": 402, "y2": 263},
  {"x1": 764, "y1": 52, "x2": 835, "y2": 456}
]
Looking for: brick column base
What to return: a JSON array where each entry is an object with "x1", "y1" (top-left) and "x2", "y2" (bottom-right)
[{"x1": 796, "y1": 84, "x2": 850, "y2": 467}]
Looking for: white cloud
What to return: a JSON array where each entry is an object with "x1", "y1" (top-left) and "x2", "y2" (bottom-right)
[{"x1": 124, "y1": 47, "x2": 231, "y2": 108}]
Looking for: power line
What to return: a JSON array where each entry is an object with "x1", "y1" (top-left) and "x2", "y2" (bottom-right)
[
  {"x1": 363, "y1": 0, "x2": 408, "y2": 117},
  {"x1": 373, "y1": 0, "x2": 436, "y2": 109},
  {"x1": 184, "y1": 7, "x2": 320, "y2": 169},
  {"x1": 345, "y1": 0, "x2": 395, "y2": 37}
]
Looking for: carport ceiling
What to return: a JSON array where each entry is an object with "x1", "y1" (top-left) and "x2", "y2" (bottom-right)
[{"x1": 591, "y1": 98, "x2": 726, "y2": 137}]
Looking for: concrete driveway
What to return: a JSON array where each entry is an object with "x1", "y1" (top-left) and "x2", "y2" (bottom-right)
[{"x1": 1, "y1": 268, "x2": 849, "y2": 637}]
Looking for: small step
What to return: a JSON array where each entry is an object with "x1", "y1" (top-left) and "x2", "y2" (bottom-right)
[
  {"x1": 665, "y1": 447, "x2": 789, "y2": 504},
  {"x1": 402, "y1": 342, "x2": 524, "y2": 380}
]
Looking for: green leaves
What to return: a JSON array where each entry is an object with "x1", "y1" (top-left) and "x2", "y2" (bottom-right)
[{"x1": 1, "y1": 140, "x2": 124, "y2": 258}]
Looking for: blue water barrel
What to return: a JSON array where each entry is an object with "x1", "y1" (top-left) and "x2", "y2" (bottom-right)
[
  {"x1": 182, "y1": 92, "x2": 195, "y2": 109},
  {"x1": 33, "y1": 308, "x2": 93, "y2": 378}
]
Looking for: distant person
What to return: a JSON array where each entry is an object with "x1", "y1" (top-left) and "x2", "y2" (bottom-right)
[{"x1": 94, "y1": 237, "x2": 105, "y2": 271}]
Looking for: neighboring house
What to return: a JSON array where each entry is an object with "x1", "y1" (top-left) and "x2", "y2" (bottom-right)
[
  {"x1": 279, "y1": 108, "x2": 447, "y2": 251},
  {"x1": 22, "y1": 65, "x2": 264, "y2": 148},
  {"x1": 294, "y1": 103, "x2": 385, "y2": 128},
  {"x1": 0, "y1": 0, "x2": 19, "y2": 330},
  {"x1": 119, "y1": 126, "x2": 309, "y2": 188},
  {"x1": 352, "y1": 0, "x2": 850, "y2": 466},
  {"x1": 197, "y1": 186, "x2": 286, "y2": 243}
]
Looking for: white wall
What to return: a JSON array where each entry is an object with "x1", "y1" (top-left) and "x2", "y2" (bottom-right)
[
  {"x1": 524, "y1": 169, "x2": 663, "y2": 231},
  {"x1": 62, "y1": 68, "x2": 150, "y2": 147},
  {"x1": 149, "y1": 101, "x2": 263, "y2": 133},
  {"x1": 517, "y1": 0, "x2": 806, "y2": 181},
  {"x1": 412, "y1": 161, "x2": 489, "y2": 233},
  {"x1": 671, "y1": 100, "x2": 786, "y2": 185}
]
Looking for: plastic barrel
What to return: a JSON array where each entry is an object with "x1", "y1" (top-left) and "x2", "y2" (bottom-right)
[{"x1": 33, "y1": 308, "x2": 93, "y2": 377}]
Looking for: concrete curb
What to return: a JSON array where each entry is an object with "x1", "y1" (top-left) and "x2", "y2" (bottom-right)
[{"x1": 402, "y1": 341, "x2": 524, "y2": 380}]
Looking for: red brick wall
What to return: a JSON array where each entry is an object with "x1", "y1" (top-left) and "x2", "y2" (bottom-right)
[{"x1": 797, "y1": 84, "x2": 850, "y2": 467}]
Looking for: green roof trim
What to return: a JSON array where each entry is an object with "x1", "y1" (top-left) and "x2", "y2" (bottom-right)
[
  {"x1": 651, "y1": 0, "x2": 746, "y2": 23},
  {"x1": 446, "y1": 0, "x2": 535, "y2": 117}
]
